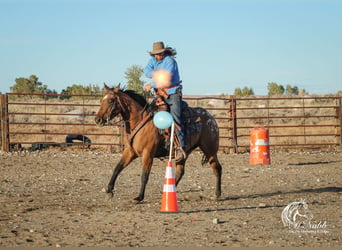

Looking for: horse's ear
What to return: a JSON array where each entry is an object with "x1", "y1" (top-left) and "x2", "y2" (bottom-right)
[
  {"x1": 104, "y1": 83, "x2": 110, "y2": 92},
  {"x1": 114, "y1": 83, "x2": 121, "y2": 93}
]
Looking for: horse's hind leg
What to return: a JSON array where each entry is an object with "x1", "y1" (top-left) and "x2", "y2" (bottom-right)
[
  {"x1": 200, "y1": 146, "x2": 222, "y2": 198},
  {"x1": 209, "y1": 155, "x2": 222, "y2": 198},
  {"x1": 175, "y1": 158, "x2": 187, "y2": 186}
]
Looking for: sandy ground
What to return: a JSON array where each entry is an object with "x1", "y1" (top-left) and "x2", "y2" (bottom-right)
[{"x1": 0, "y1": 149, "x2": 341, "y2": 247}]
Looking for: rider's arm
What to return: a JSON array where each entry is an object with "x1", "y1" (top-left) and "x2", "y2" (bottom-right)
[
  {"x1": 144, "y1": 58, "x2": 157, "y2": 88},
  {"x1": 144, "y1": 58, "x2": 155, "y2": 79}
]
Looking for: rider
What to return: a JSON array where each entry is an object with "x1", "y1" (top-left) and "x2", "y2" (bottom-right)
[{"x1": 143, "y1": 41, "x2": 186, "y2": 161}]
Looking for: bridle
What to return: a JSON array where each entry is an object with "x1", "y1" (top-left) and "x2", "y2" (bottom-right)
[{"x1": 105, "y1": 93, "x2": 149, "y2": 127}]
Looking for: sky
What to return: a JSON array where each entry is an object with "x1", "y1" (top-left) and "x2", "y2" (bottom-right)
[{"x1": 0, "y1": 0, "x2": 341, "y2": 96}]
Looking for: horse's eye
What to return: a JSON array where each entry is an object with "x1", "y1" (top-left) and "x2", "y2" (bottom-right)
[{"x1": 108, "y1": 99, "x2": 115, "y2": 105}]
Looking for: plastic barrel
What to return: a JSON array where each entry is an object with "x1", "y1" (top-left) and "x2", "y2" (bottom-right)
[{"x1": 249, "y1": 126, "x2": 270, "y2": 165}]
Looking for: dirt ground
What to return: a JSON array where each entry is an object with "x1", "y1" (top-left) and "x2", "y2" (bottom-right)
[{"x1": 0, "y1": 149, "x2": 341, "y2": 247}]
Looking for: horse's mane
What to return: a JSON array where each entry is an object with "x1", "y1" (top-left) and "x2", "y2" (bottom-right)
[{"x1": 122, "y1": 89, "x2": 148, "y2": 108}]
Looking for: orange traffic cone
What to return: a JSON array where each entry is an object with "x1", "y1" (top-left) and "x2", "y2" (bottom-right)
[{"x1": 160, "y1": 160, "x2": 179, "y2": 212}]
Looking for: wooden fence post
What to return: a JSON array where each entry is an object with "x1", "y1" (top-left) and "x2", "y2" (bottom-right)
[
  {"x1": 229, "y1": 96, "x2": 238, "y2": 153},
  {"x1": 336, "y1": 97, "x2": 342, "y2": 150},
  {"x1": 0, "y1": 94, "x2": 10, "y2": 152}
]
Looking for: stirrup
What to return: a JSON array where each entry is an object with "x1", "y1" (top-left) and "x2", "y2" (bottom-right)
[{"x1": 175, "y1": 147, "x2": 186, "y2": 162}]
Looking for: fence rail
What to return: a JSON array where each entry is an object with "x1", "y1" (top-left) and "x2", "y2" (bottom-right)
[{"x1": 1, "y1": 93, "x2": 341, "y2": 153}]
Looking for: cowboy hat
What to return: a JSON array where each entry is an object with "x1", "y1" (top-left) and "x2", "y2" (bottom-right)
[{"x1": 149, "y1": 41, "x2": 167, "y2": 55}]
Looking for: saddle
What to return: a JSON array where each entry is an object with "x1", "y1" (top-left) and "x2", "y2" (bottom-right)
[{"x1": 149, "y1": 90, "x2": 202, "y2": 157}]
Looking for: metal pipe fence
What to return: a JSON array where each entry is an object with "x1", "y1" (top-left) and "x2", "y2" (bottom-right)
[{"x1": 1, "y1": 93, "x2": 341, "y2": 153}]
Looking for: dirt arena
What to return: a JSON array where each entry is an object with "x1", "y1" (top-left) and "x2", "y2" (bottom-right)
[{"x1": 0, "y1": 149, "x2": 341, "y2": 247}]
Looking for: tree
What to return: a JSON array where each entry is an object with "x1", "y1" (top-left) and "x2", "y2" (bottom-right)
[
  {"x1": 11, "y1": 75, "x2": 44, "y2": 94},
  {"x1": 234, "y1": 86, "x2": 254, "y2": 97},
  {"x1": 298, "y1": 88, "x2": 309, "y2": 96},
  {"x1": 234, "y1": 88, "x2": 242, "y2": 96},
  {"x1": 124, "y1": 65, "x2": 145, "y2": 94},
  {"x1": 241, "y1": 86, "x2": 254, "y2": 96},
  {"x1": 10, "y1": 75, "x2": 57, "y2": 98},
  {"x1": 267, "y1": 82, "x2": 284, "y2": 96},
  {"x1": 285, "y1": 84, "x2": 299, "y2": 96},
  {"x1": 60, "y1": 84, "x2": 101, "y2": 99}
]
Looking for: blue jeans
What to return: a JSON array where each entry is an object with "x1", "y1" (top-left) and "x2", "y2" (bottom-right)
[{"x1": 165, "y1": 89, "x2": 186, "y2": 150}]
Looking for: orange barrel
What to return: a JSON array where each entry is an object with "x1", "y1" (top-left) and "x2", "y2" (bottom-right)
[{"x1": 249, "y1": 126, "x2": 270, "y2": 165}]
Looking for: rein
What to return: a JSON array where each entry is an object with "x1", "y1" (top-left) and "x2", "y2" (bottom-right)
[
  {"x1": 107, "y1": 93, "x2": 149, "y2": 126},
  {"x1": 111, "y1": 95, "x2": 152, "y2": 144},
  {"x1": 108, "y1": 103, "x2": 149, "y2": 127}
]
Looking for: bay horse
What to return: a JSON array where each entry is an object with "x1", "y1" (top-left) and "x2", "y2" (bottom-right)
[{"x1": 95, "y1": 84, "x2": 222, "y2": 202}]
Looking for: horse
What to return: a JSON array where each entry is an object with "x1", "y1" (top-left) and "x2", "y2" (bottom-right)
[
  {"x1": 281, "y1": 199, "x2": 314, "y2": 229},
  {"x1": 95, "y1": 84, "x2": 222, "y2": 202}
]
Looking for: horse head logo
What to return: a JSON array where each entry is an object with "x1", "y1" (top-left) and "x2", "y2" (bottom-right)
[{"x1": 281, "y1": 199, "x2": 314, "y2": 229}]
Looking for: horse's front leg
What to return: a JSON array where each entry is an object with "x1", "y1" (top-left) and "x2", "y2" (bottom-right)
[
  {"x1": 106, "y1": 149, "x2": 136, "y2": 197},
  {"x1": 105, "y1": 161, "x2": 124, "y2": 196},
  {"x1": 134, "y1": 151, "x2": 154, "y2": 202}
]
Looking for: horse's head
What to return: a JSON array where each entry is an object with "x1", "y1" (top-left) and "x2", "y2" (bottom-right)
[{"x1": 95, "y1": 83, "x2": 122, "y2": 126}]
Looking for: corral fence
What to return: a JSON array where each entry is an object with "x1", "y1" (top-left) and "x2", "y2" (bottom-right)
[{"x1": 1, "y1": 93, "x2": 341, "y2": 153}]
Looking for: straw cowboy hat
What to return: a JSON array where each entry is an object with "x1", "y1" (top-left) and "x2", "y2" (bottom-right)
[{"x1": 149, "y1": 41, "x2": 168, "y2": 55}]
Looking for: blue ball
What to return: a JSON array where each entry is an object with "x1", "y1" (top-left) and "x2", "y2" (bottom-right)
[{"x1": 153, "y1": 111, "x2": 174, "y2": 129}]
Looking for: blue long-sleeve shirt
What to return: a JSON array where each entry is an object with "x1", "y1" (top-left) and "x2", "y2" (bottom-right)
[{"x1": 144, "y1": 56, "x2": 182, "y2": 95}]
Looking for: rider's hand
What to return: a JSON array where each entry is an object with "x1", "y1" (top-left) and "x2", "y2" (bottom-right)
[{"x1": 144, "y1": 84, "x2": 152, "y2": 92}]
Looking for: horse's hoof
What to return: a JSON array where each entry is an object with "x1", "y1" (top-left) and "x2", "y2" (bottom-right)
[
  {"x1": 104, "y1": 192, "x2": 113, "y2": 202},
  {"x1": 133, "y1": 197, "x2": 144, "y2": 204},
  {"x1": 216, "y1": 192, "x2": 222, "y2": 199},
  {"x1": 102, "y1": 187, "x2": 114, "y2": 200},
  {"x1": 215, "y1": 196, "x2": 224, "y2": 201},
  {"x1": 102, "y1": 187, "x2": 113, "y2": 195}
]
